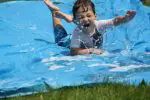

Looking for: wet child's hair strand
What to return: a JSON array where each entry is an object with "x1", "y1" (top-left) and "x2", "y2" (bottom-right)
[{"x1": 72, "y1": 0, "x2": 96, "y2": 19}]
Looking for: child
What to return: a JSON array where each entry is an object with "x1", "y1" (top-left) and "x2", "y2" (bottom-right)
[{"x1": 44, "y1": 0, "x2": 136, "y2": 56}]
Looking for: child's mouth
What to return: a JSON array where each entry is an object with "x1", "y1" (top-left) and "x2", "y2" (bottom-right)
[{"x1": 83, "y1": 23, "x2": 90, "y2": 28}]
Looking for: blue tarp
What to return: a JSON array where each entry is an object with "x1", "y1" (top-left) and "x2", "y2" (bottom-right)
[{"x1": 0, "y1": 0, "x2": 150, "y2": 97}]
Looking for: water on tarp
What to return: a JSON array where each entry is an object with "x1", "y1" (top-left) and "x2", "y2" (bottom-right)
[{"x1": 0, "y1": 0, "x2": 150, "y2": 97}]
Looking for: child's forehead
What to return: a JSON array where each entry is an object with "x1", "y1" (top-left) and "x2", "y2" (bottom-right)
[{"x1": 76, "y1": 5, "x2": 93, "y2": 13}]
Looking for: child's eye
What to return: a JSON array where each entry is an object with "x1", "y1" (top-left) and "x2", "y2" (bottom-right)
[
  {"x1": 78, "y1": 16, "x2": 84, "y2": 19},
  {"x1": 87, "y1": 14, "x2": 92, "y2": 17}
]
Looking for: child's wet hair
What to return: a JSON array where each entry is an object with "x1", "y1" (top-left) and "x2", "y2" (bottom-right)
[{"x1": 72, "y1": 0, "x2": 96, "y2": 19}]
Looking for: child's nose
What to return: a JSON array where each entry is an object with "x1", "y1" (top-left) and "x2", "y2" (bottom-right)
[{"x1": 83, "y1": 17, "x2": 89, "y2": 23}]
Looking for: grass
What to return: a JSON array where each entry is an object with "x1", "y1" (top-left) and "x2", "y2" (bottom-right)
[
  {"x1": 1, "y1": 81, "x2": 150, "y2": 100},
  {"x1": 141, "y1": 0, "x2": 150, "y2": 6}
]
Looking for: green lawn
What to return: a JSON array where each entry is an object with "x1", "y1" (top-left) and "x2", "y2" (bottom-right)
[
  {"x1": 141, "y1": 0, "x2": 150, "y2": 6},
  {"x1": 1, "y1": 82, "x2": 150, "y2": 100}
]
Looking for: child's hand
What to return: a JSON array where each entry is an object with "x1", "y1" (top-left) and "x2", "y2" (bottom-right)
[
  {"x1": 114, "y1": 10, "x2": 136, "y2": 26},
  {"x1": 124, "y1": 10, "x2": 136, "y2": 22},
  {"x1": 90, "y1": 48, "x2": 104, "y2": 55}
]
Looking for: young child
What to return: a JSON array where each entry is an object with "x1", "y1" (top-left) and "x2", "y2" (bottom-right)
[{"x1": 44, "y1": 0, "x2": 136, "y2": 56}]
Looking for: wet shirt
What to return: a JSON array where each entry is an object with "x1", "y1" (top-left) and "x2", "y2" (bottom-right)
[{"x1": 70, "y1": 19, "x2": 114, "y2": 49}]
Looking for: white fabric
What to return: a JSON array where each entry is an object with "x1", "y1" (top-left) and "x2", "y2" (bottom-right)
[{"x1": 70, "y1": 19, "x2": 114, "y2": 48}]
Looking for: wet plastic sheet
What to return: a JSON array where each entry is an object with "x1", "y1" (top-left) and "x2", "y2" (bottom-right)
[{"x1": 0, "y1": 0, "x2": 150, "y2": 97}]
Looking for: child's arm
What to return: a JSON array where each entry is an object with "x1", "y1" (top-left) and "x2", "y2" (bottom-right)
[
  {"x1": 70, "y1": 48, "x2": 103, "y2": 55},
  {"x1": 113, "y1": 10, "x2": 136, "y2": 26}
]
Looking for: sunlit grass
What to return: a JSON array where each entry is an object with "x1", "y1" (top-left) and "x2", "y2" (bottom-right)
[
  {"x1": 2, "y1": 81, "x2": 150, "y2": 100},
  {"x1": 141, "y1": 0, "x2": 150, "y2": 6}
]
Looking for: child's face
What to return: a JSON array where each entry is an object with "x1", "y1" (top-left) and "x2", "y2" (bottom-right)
[{"x1": 74, "y1": 6, "x2": 96, "y2": 32}]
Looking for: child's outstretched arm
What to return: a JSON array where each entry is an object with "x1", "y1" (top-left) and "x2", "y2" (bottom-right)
[
  {"x1": 70, "y1": 48, "x2": 103, "y2": 55},
  {"x1": 113, "y1": 10, "x2": 136, "y2": 26}
]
